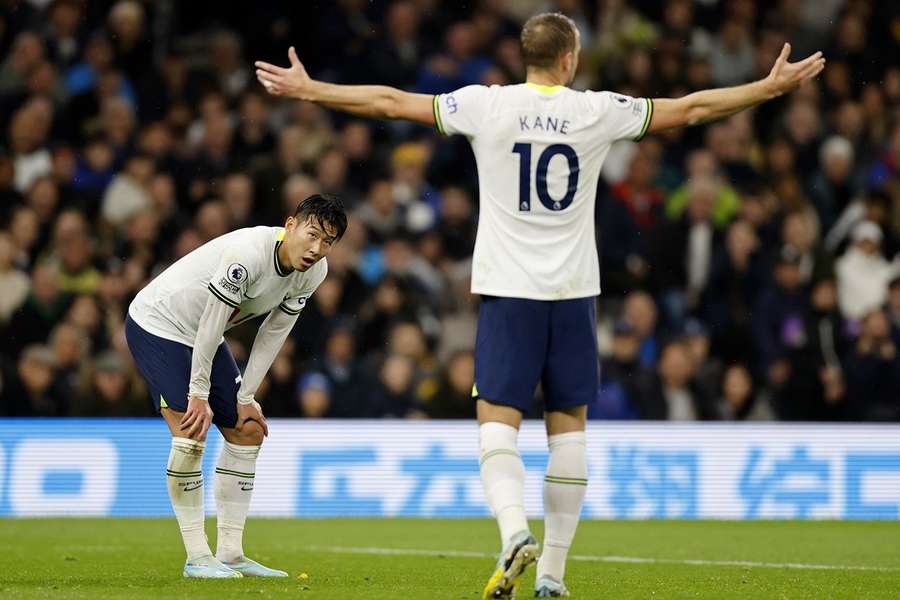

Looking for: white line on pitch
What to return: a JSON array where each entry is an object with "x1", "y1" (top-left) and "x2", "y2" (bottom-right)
[{"x1": 301, "y1": 545, "x2": 900, "y2": 573}]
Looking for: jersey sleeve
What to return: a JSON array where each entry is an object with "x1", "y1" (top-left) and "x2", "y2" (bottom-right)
[
  {"x1": 207, "y1": 251, "x2": 255, "y2": 308},
  {"x1": 433, "y1": 85, "x2": 491, "y2": 137},
  {"x1": 278, "y1": 259, "x2": 328, "y2": 316},
  {"x1": 277, "y1": 294, "x2": 308, "y2": 316},
  {"x1": 587, "y1": 91, "x2": 654, "y2": 142}
]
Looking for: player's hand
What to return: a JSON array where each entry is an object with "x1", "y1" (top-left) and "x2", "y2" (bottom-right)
[
  {"x1": 255, "y1": 47, "x2": 310, "y2": 99},
  {"x1": 237, "y1": 399, "x2": 269, "y2": 437},
  {"x1": 181, "y1": 396, "x2": 213, "y2": 439},
  {"x1": 765, "y1": 43, "x2": 825, "y2": 97}
]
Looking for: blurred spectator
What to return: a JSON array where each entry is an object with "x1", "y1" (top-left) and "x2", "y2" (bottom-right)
[
  {"x1": 426, "y1": 350, "x2": 475, "y2": 419},
  {"x1": 390, "y1": 142, "x2": 438, "y2": 231},
  {"x1": 0, "y1": 231, "x2": 30, "y2": 323},
  {"x1": 753, "y1": 245, "x2": 810, "y2": 394},
  {"x1": 0, "y1": 32, "x2": 45, "y2": 95},
  {"x1": 101, "y1": 153, "x2": 153, "y2": 227},
  {"x1": 437, "y1": 185, "x2": 476, "y2": 260},
  {"x1": 368, "y1": 353, "x2": 423, "y2": 418},
  {"x1": 779, "y1": 209, "x2": 832, "y2": 286},
  {"x1": 681, "y1": 318, "x2": 722, "y2": 403},
  {"x1": 356, "y1": 179, "x2": 407, "y2": 244},
  {"x1": 664, "y1": 150, "x2": 739, "y2": 229},
  {"x1": 622, "y1": 290, "x2": 659, "y2": 368},
  {"x1": 611, "y1": 144, "x2": 664, "y2": 232},
  {"x1": 836, "y1": 221, "x2": 896, "y2": 320},
  {"x1": 301, "y1": 322, "x2": 370, "y2": 418},
  {"x1": 232, "y1": 91, "x2": 275, "y2": 164},
  {"x1": 716, "y1": 364, "x2": 774, "y2": 421},
  {"x1": 591, "y1": 319, "x2": 647, "y2": 420},
  {"x1": 808, "y1": 136, "x2": 860, "y2": 231},
  {"x1": 652, "y1": 176, "x2": 721, "y2": 328},
  {"x1": 887, "y1": 275, "x2": 900, "y2": 335},
  {"x1": 703, "y1": 219, "x2": 765, "y2": 363},
  {"x1": 74, "y1": 350, "x2": 147, "y2": 416},
  {"x1": 416, "y1": 21, "x2": 491, "y2": 93},
  {"x1": 844, "y1": 309, "x2": 900, "y2": 421},
  {"x1": 8, "y1": 264, "x2": 71, "y2": 359},
  {"x1": 11, "y1": 98, "x2": 54, "y2": 193},
  {"x1": 107, "y1": 0, "x2": 152, "y2": 82},
  {"x1": 635, "y1": 340, "x2": 718, "y2": 421},
  {"x1": 296, "y1": 372, "x2": 331, "y2": 418},
  {"x1": 0, "y1": 344, "x2": 66, "y2": 416},
  {"x1": 254, "y1": 337, "x2": 298, "y2": 417},
  {"x1": 368, "y1": 1, "x2": 423, "y2": 89},
  {"x1": 709, "y1": 18, "x2": 755, "y2": 86}
]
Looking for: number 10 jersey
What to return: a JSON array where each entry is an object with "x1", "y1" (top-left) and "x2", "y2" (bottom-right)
[{"x1": 434, "y1": 83, "x2": 653, "y2": 300}]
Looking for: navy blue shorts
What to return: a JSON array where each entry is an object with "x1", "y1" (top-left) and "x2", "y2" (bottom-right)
[
  {"x1": 474, "y1": 296, "x2": 599, "y2": 413},
  {"x1": 125, "y1": 315, "x2": 240, "y2": 429}
]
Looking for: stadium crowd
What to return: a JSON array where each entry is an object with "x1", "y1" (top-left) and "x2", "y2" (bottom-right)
[{"x1": 0, "y1": 0, "x2": 898, "y2": 422}]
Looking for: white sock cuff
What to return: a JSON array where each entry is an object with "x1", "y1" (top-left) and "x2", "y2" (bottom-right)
[
  {"x1": 222, "y1": 440, "x2": 260, "y2": 460},
  {"x1": 547, "y1": 431, "x2": 586, "y2": 449},
  {"x1": 479, "y1": 422, "x2": 519, "y2": 453},
  {"x1": 171, "y1": 437, "x2": 205, "y2": 456}
]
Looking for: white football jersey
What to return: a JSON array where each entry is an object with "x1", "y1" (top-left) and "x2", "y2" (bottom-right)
[
  {"x1": 434, "y1": 83, "x2": 653, "y2": 300},
  {"x1": 129, "y1": 226, "x2": 327, "y2": 346}
]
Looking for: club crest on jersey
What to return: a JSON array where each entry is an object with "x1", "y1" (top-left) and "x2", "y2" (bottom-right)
[
  {"x1": 611, "y1": 94, "x2": 634, "y2": 109},
  {"x1": 227, "y1": 263, "x2": 248, "y2": 284}
]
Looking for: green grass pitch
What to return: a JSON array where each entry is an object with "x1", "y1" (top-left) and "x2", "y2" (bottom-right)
[{"x1": 1, "y1": 518, "x2": 898, "y2": 599}]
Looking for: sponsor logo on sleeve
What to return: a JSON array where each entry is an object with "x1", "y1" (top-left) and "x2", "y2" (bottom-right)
[
  {"x1": 218, "y1": 278, "x2": 240, "y2": 295},
  {"x1": 612, "y1": 93, "x2": 634, "y2": 109},
  {"x1": 445, "y1": 94, "x2": 458, "y2": 114}
]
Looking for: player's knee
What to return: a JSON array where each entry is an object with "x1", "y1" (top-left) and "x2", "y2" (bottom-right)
[{"x1": 237, "y1": 419, "x2": 265, "y2": 446}]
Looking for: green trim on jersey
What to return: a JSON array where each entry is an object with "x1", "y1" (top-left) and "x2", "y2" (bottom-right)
[
  {"x1": 634, "y1": 97, "x2": 654, "y2": 141},
  {"x1": 159, "y1": 394, "x2": 168, "y2": 409},
  {"x1": 432, "y1": 95, "x2": 446, "y2": 135},
  {"x1": 525, "y1": 82, "x2": 565, "y2": 95}
]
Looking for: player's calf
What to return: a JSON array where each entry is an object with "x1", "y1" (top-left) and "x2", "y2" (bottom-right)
[
  {"x1": 213, "y1": 419, "x2": 283, "y2": 575},
  {"x1": 167, "y1": 436, "x2": 212, "y2": 561}
]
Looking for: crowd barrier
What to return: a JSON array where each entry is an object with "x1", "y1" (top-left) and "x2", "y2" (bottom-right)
[{"x1": 0, "y1": 419, "x2": 898, "y2": 519}]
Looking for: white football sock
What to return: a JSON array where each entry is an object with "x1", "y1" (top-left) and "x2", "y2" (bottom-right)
[
  {"x1": 166, "y1": 437, "x2": 210, "y2": 561},
  {"x1": 215, "y1": 441, "x2": 260, "y2": 562},
  {"x1": 537, "y1": 431, "x2": 587, "y2": 581},
  {"x1": 479, "y1": 422, "x2": 529, "y2": 547}
]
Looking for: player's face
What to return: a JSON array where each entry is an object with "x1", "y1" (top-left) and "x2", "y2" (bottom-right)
[{"x1": 284, "y1": 215, "x2": 339, "y2": 271}]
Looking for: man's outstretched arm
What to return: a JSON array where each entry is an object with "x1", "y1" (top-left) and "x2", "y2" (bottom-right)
[
  {"x1": 648, "y1": 43, "x2": 825, "y2": 133},
  {"x1": 255, "y1": 47, "x2": 435, "y2": 126}
]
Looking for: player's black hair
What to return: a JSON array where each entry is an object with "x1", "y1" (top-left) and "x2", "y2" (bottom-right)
[{"x1": 293, "y1": 194, "x2": 348, "y2": 241}]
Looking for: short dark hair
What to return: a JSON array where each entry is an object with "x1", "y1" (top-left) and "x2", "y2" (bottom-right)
[
  {"x1": 520, "y1": 12, "x2": 578, "y2": 69},
  {"x1": 293, "y1": 193, "x2": 348, "y2": 240}
]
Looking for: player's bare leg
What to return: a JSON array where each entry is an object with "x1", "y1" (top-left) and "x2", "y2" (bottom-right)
[
  {"x1": 160, "y1": 408, "x2": 242, "y2": 578},
  {"x1": 534, "y1": 406, "x2": 587, "y2": 597},
  {"x1": 214, "y1": 421, "x2": 287, "y2": 577},
  {"x1": 478, "y1": 400, "x2": 538, "y2": 599}
]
